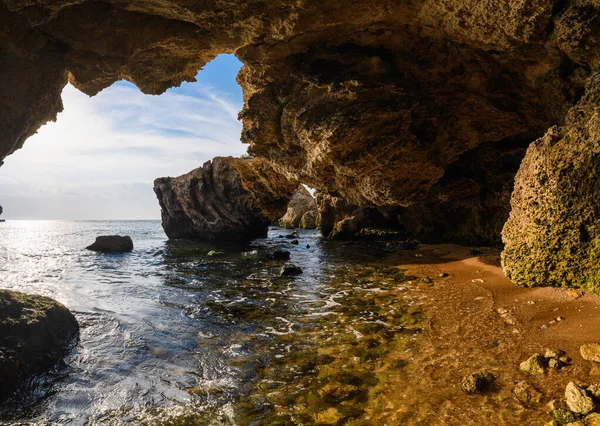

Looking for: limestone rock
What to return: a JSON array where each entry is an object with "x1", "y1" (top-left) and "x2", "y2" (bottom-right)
[
  {"x1": 0, "y1": 290, "x2": 79, "y2": 401},
  {"x1": 502, "y1": 73, "x2": 600, "y2": 291},
  {"x1": 581, "y1": 344, "x2": 600, "y2": 363},
  {"x1": 86, "y1": 235, "x2": 133, "y2": 253},
  {"x1": 460, "y1": 371, "x2": 495, "y2": 395},
  {"x1": 565, "y1": 382, "x2": 595, "y2": 415},
  {"x1": 513, "y1": 380, "x2": 542, "y2": 405},
  {"x1": 300, "y1": 210, "x2": 317, "y2": 230},
  {"x1": 154, "y1": 157, "x2": 297, "y2": 242},
  {"x1": 519, "y1": 353, "x2": 546, "y2": 375},
  {"x1": 279, "y1": 185, "x2": 317, "y2": 229},
  {"x1": 586, "y1": 413, "x2": 600, "y2": 426}
]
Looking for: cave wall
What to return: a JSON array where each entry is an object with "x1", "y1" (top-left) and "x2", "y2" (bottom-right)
[{"x1": 2, "y1": 1, "x2": 600, "y2": 284}]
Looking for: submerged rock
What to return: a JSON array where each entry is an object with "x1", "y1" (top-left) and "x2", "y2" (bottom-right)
[
  {"x1": 519, "y1": 353, "x2": 546, "y2": 375},
  {"x1": 154, "y1": 157, "x2": 297, "y2": 242},
  {"x1": 280, "y1": 264, "x2": 303, "y2": 277},
  {"x1": 0, "y1": 290, "x2": 79, "y2": 400},
  {"x1": 565, "y1": 382, "x2": 595, "y2": 415},
  {"x1": 581, "y1": 344, "x2": 600, "y2": 362},
  {"x1": 278, "y1": 185, "x2": 318, "y2": 229},
  {"x1": 552, "y1": 408, "x2": 579, "y2": 425},
  {"x1": 460, "y1": 371, "x2": 495, "y2": 395},
  {"x1": 86, "y1": 235, "x2": 133, "y2": 253},
  {"x1": 513, "y1": 380, "x2": 542, "y2": 405}
]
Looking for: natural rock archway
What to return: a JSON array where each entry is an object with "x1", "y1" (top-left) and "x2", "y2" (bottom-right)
[{"x1": 2, "y1": 0, "x2": 600, "y2": 288}]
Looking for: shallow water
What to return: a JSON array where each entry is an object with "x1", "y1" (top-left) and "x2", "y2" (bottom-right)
[{"x1": 0, "y1": 221, "x2": 421, "y2": 425}]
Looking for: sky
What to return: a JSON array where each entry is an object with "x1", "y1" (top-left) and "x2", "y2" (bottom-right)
[{"x1": 0, "y1": 54, "x2": 246, "y2": 220}]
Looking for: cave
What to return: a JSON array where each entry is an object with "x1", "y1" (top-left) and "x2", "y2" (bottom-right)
[
  {"x1": 3, "y1": 0, "x2": 600, "y2": 290},
  {"x1": 5, "y1": 1, "x2": 600, "y2": 423}
]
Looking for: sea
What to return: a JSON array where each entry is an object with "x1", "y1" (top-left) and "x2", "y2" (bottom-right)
[{"x1": 0, "y1": 220, "x2": 417, "y2": 425}]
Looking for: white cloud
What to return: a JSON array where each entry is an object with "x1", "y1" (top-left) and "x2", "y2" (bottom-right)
[{"x1": 0, "y1": 80, "x2": 246, "y2": 220}]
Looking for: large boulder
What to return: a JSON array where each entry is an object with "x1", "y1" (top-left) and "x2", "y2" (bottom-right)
[
  {"x1": 0, "y1": 290, "x2": 79, "y2": 400},
  {"x1": 86, "y1": 235, "x2": 134, "y2": 253},
  {"x1": 502, "y1": 73, "x2": 600, "y2": 292},
  {"x1": 279, "y1": 185, "x2": 318, "y2": 229},
  {"x1": 154, "y1": 157, "x2": 297, "y2": 241}
]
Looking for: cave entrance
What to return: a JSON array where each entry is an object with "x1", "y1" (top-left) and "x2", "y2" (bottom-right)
[{"x1": 0, "y1": 54, "x2": 247, "y2": 220}]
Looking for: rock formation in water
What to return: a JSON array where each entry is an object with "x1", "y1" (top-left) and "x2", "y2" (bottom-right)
[
  {"x1": 2, "y1": 0, "x2": 600, "y2": 288},
  {"x1": 86, "y1": 235, "x2": 134, "y2": 253},
  {"x1": 0, "y1": 289, "x2": 79, "y2": 400},
  {"x1": 279, "y1": 185, "x2": 317, "y2": 229},
  {"x1": 154, "y1": 156, "x2": 297, "y2": 241}
]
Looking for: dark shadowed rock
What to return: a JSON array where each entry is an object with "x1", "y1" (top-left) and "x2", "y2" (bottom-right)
[
  {"x1": 273, "y1": 250, "x2": 291, "y2": 261},
  {"x1": 280, "y1": 264, "x2": 303, "y2": 276},
  {"x1": 154, "y1": 157, "x2": 297, "y2": 242},
  {"x1": 279, "y1": 185, "x2": 318, "y2": 229},
  {"x1": 0, "y1": 289, "x2": 79, "y2": 401},
  {"x1": 460, "y1": 371, "x2": 495, "y2": 395},
  {"x1": 86, "y1": 235, "x2": 134, "y2": 253}
]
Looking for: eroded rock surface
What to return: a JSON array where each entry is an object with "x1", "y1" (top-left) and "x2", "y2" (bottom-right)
[
  {"x1": 3, "y1": 1, "x2": 600, "y2": 282},
  {"x1": 154, "y1": 157, "x2": 296, "y2": 241},
  {"x1": 0, "y1": 289, "x2": 79, "y2": 400},
  {"x1": 279, "y1": 185, "x2": 317, "y2": 229},
  {"x1": 503, "y1": 74, "x2": 600, "y2": 292}
]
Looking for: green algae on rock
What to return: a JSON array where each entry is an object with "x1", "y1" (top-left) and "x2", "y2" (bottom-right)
[
  {"x1": 502, "y1": 73, "x2": 600, "y2": 293},
  {"x1": 0, "y1": 289, "x2": 79, "y2": 400},
  {"x1": 520, "y1": 353, "x2": 547, "y2": 375}
]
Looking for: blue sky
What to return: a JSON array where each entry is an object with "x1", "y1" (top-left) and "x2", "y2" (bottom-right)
[{"x1": 0, "y1": 54, "x2": 247, "y2": 220}]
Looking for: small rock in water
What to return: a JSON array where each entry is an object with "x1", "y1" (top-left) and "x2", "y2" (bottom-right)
[
  {"x1": 280, "y1": 264, "x2": 303, "y2": 276},
  {"x1": 273, "y1": 250, "x2": 291, "y2": 261},
  {"x1": 581, "y1": 344, "x2": 600, "y2": 362},
  {"x1": 241, "y1": 250, "x2": 258, "y2": 259},
  {"x1": 513, "y1": 380, "x2": 542, "y2": 405},
  {"x1": 86, "y1": 235, "x2": 133, "y2": 253},
  {"x1": 460, "y1": 371, "x2": 495, "y2": 395},
  {"x1": 306, "y1": 244, "x2": 310, "y2": 248},
  {"x1": 291, "y1": 239, "x2": 299, "y2": 245},
  {"x1": 207, "y1": 250, "x2": 225, "y2": 256},
  {"x1": 519, "y1": 353, "x2": 546, "y2": 375},
  {"x1": 565, "y1": 381, "x2": 595, "y2": 414},
  {"x1": 285, "y1": 232, "x2": 299, "y2": 239}
]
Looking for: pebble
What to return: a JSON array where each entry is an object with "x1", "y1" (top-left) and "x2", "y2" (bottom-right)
[
  {"x1": 460, "y1": 371, "x2": 495, "y2": 395},
  {"x1": 581, "y1": 344, "x2": 600, "y2": 362},
  {"x1": 565, "y1": 381, "x2": 595, "y2": 414},
  {"x1": 513, "y1": 380, "x2": 542, "y2": 405},
  {"x1": 519, "y1": 353, "x2": 546, "y2": 375}
]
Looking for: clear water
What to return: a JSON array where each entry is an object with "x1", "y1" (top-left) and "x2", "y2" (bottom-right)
[{"x1": 0, "y1": 221, "x2": 417, "y2": 425}]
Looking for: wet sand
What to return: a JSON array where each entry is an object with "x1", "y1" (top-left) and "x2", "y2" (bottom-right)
[{"x1": 365, "y1": 244, "x2": 600, "y2": 425}]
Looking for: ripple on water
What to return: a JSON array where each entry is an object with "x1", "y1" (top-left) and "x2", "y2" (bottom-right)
[{"x1": 0, "y1": 222, "x2": 431, "y2": 425}]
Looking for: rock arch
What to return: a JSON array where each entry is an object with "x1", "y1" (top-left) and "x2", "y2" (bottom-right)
[{"x1": 2, "y1": 0, "x2": 600, "y2": 289}]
